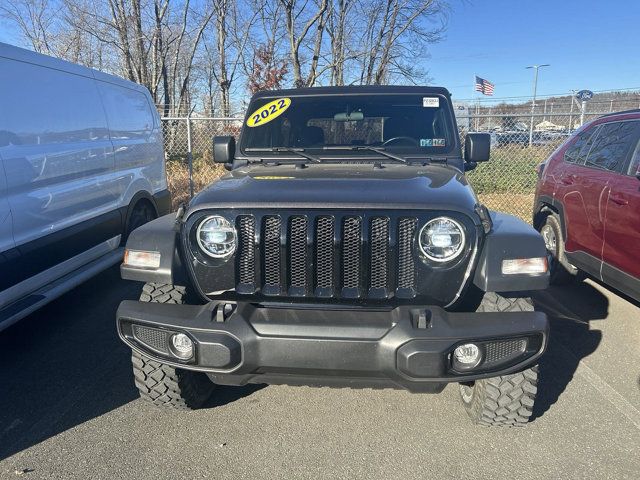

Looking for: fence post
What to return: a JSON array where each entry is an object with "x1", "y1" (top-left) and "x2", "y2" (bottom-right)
[
  {"x1": 186, "y1": 115, "x2": 194, "y2": 198},
  {"x1": 569, "y1": 99, "x2": 574, "y2": 131}
]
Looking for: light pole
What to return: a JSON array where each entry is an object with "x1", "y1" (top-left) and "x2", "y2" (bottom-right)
[{"x1": 526, "y1": 64, "x2": 550, "y2": 147}]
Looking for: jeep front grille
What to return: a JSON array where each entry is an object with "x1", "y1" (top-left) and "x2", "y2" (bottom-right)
[{"x1": 236, "y1": 213, "x2": 418, "y2": 299}]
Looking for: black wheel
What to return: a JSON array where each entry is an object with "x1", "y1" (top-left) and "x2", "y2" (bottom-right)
[
  {"x1": 124, "y1": 200, "x2": 156, "y2": 242},
  {"x1": 538, "y1": 214, "x2": 579, "y2": 285},
  {"x1": 458, "y1": 292, "x2": 539, "y2": 427},
  {"x1": 131, "y1": 283, "x2": 214, "y2": 410}
]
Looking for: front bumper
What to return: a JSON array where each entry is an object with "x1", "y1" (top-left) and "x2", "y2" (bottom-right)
[{"x1": 117, "y1": 301, "x2": 548, "y2": 393}]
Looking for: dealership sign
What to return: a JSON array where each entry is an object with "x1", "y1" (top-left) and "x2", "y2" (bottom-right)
[{"x1": 576, "y1": 90, "x2": 594, "y2": 101}]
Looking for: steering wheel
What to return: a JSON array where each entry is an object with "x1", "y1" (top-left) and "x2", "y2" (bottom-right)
[{"x1": 382, "y1": 136, "x2": 418, "y2": 147}]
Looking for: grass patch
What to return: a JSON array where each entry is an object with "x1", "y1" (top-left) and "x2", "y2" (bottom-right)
[{"x1": 166, "y1": 156, "x2": 225, "y2": 210}]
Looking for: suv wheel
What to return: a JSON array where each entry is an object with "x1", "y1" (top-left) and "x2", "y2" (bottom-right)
[
  {"x1": 131, "y1": 283, "x2": 214, "y2": 410},
  {"x1": 539, "y1": 214, "x2": 579, "y2": 285},
  {"x1": 458, "y1": 293, "x2": 540, "y2": 426}
]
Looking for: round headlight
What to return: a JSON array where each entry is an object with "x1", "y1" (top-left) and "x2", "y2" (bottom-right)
[
  {"x1": 419, "y1": 217, "x2": 465, "y2": 262},
  {"x1": 197, "y1": 215, "x2": 237, "y2": 258}
]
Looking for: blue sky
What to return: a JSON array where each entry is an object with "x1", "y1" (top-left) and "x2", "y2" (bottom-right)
[
  {"x1": 1, "y1": 0, "x2": 638, "y2": 106},
  {"x1": 427, "y1": 0, "x2": 640, "y2": 104}
]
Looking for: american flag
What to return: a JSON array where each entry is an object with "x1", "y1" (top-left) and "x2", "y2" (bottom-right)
[{"x1": 474, "y1": 76, "x2": 494, "y2": 96}]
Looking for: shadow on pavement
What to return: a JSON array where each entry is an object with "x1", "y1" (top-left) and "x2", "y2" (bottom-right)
[
  {"x1": 0, "y1": 266, "x2": 141, "y2": 460},
  {"x1": 0, "y1": 266, "x2": 264, "y2": 461},
  {"x1": 531, "y1": 280, "x2": 607, "y2": 420}
]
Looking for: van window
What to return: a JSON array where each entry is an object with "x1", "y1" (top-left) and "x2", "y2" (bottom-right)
[
  {"x1": 98, "y1": 82, "x2": 155, "y2": 139},
  {"x1": 564, "y1": 128, "x2": 596, "y2": 164},
  {"x1": 0, "y1": 58, "x2": 109, "y2": 146},
  {"x1": 584, "y1": 121, "x2": 639, "y2": 172}
]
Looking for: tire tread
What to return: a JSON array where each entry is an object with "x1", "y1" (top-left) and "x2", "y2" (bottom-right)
[{"x1": 130, "y1": 283, "x2": 213, "y2": 410}]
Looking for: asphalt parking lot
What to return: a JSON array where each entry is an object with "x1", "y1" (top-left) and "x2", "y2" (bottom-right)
[{"x1": 1, "y1": 266, "x2": 639, "y2": 479}]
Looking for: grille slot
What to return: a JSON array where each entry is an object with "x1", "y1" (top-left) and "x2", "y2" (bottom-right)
[
  {"x1": 370, "y1": 217, "x2": 389, "y2": 291},
  {"x1": 289, "y1": 216, "x2": 308, "y2": 291},
  {"x1": 397, "y1": 218, "x2": 417, "y2": 292},
  {"x1": 342, "y1": 217, "x2": 362, "y2": 293},
  {"x1": 263, "y1": 216, "x2": 282, "y2": 291},
  {"x1": 315, "y1": 217, "x2": 335, "y2": 291},
  {"x1": 237, "y1": 216, "x2": 256, "y2": 287}
]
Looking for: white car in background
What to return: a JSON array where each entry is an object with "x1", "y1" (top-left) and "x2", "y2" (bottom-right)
[{"x1": 0, "y1": 42, "x2": 170, "y2": 330}]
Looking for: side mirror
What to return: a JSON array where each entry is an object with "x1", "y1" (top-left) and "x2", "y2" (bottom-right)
[
  {"x1": 213, "y1": 136, "x2": 235, "y2": 164},
  {"x1": 465, "y1": 133, "x2": 490, "y2": 163}
]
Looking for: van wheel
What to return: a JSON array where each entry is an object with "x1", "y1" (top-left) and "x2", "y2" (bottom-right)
[
  {"x1": 125, "y1": 200, "x2": 156, "y2": 241},
  {"x1": 459, "y1": 292, "x2": 539, "y2": 426},
  {"x1": 132, "y1": 283, "x2": 214, "y2": 410},
  {"x1": 539, "y1": 214, "x2": 579, "y2": 285}
]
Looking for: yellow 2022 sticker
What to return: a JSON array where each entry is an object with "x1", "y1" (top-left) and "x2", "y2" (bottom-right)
[{"x1": 246, "y1": 98, "x2": 291, "y2": 127}]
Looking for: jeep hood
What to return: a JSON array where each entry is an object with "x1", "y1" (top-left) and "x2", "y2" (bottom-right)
[{"x1": 188, "y1": 163, "x2": 478, "y2": 213}]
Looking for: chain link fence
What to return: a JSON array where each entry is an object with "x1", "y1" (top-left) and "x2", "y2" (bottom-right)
[{"x1": 161, "y1": 110, "x2": 617, "y2": 220}]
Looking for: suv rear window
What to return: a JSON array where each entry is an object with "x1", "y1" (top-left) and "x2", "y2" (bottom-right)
[{"x1": 584, "y1": 121, "x2": 639, "y2": 172}]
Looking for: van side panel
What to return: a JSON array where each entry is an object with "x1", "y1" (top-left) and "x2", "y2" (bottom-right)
[
  {"x1": 0, "y1": 155, "x2": 13, "y2": 253},
  {"x1": 0, "y1": 56, "x2": 122, "y2": 286},
  {"x1": 97, "y1": 81, "x2": 166, "y2": 209}
]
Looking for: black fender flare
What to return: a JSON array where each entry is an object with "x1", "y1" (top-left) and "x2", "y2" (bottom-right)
[
  {"x1": 120, "y1": 213, "x2": 189, "y2": 286},
  {"x1": 473, "y1": 211, "x2": 549, "y2": 293}
]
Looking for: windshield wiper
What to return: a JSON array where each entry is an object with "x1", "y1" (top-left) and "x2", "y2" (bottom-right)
[
  {"x1": 322, "y1": 145, "x2": 407, "y2": 164},
  {"x1": 245, "y1": 147, "x2": 321, "y2": 163}
]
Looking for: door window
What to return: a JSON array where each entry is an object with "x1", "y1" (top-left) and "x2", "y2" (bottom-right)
[
  {"x1": 627, "y1": 138, "x2": 640, "y2": 176},
  {"x1": 584, "y1": 121, "x2": 639, "y2": 172},
  {"x1": 564, "y1": 128, "x2": 596, "y2": 164}
]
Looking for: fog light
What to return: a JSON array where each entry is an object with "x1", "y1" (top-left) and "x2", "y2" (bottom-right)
[
  {"x1": 170, "y1": 333, "x2": 194, "y2": 359},
  {"x1": 453, "y1": 343, "x2": 481, "y2": 369}
]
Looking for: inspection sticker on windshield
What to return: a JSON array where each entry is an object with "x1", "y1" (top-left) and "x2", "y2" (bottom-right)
[
  {"x1": 422, "y1": 97, "x2": 439, "y2": 107},
  {"x1": 246, "y1": 98, "x2": 291, "y2": 127}
]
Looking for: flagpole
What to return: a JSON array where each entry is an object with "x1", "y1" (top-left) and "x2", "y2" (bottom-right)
[{"x1": 474, "y1": 74, "x2": 480, "y2": 131}]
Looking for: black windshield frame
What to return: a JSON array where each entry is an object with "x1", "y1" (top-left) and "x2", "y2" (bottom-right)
[{"x1": 238, "y1": 92, "x2": 458, "y2": 159}]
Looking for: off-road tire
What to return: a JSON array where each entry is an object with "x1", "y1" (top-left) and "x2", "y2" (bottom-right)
[
  {"x1": 459, "y1": 292, "x2": 539, "y2": 426},
  {"x1": 539, "y1": 213, "x2": 579, "y2": 285},
  {"x1": 132, "y1": 350, "x2": 213, "y2": 410},
  {"x1": 131, "y1": 283, "x2": 214, "y2": 410}
]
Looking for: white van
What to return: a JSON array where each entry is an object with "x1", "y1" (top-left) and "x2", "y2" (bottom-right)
[{"x1": 0, "y1": 42, "x2": 170, "y2": 330}]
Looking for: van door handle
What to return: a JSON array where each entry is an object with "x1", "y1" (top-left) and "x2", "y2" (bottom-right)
[{"x1": 609, "y1": 195, "x2": 628, "y2": 206}]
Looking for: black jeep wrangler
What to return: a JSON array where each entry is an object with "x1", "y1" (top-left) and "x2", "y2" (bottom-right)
[{"x1": 117, "y1": 86, "x2": 549, "y2": 427}]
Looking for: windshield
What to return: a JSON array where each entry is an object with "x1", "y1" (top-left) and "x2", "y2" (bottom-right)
[{"x1": 239, "y1": 93, "x2": 456, "y2": 158}]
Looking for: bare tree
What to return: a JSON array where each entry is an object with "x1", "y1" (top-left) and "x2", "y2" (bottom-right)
[
  {"x1": 279, "y1": 0, "x2": 328, "y2": 88},
  {"x1": 208, "y1": 0, "x2": 257, "y2": 116},
  {"x1": 358, "y1": 0, "x2": 446, "y2": 85},
  {"x1": 326, "y1": 0, "x2": 351, "y2": 85},
  {"x1": 1, "y1": 0, "x2": 55, "y2": 53},
  {"x1": 3, "y1": 0, "x2": 449, "y2": 114}
]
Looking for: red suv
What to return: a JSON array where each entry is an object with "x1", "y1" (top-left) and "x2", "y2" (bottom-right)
[{"x1": 533, "y1": 110, "x2": 640, "y2": 301}]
